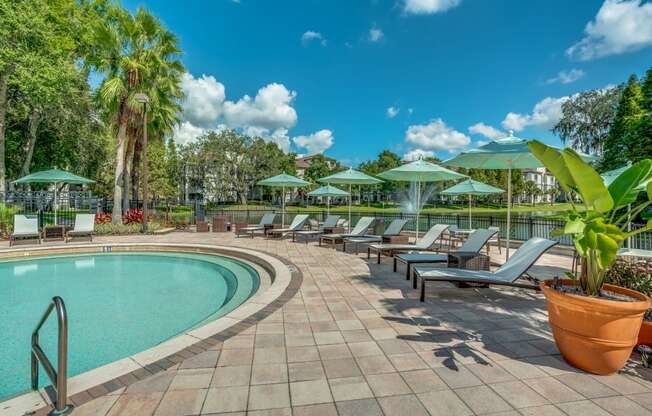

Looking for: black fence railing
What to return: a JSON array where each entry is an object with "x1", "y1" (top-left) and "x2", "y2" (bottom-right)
[{"x1": 4, "y1": 195, "x2": 652, "y2": 250}]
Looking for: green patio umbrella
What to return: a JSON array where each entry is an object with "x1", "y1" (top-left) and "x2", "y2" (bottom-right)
[
  {"x1": 444, "y1": 131, "x2": 595, "y2": 260},
  {"x1": 378, "y1": 159, "x2": 466, "y2": 238},
  {"x1": 13, "y1": 168, "x2": 95, "y2": 224},
  {"x1": 319, "y1": 168, "x2": 383, "y2": 231},
  {"x1": 441, "y1": 179, "x2": 504, "y2": 229},
  {"x1": 307, "y1": 185, "x2": 349, "y2": 214},
  {"x1": 257, "y1": 172, "x2": 310, "y2": 227}
]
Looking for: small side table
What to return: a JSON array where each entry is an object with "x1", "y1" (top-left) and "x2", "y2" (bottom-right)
[
  {"x1": 448, "y1": 251, "x2": 490, "y2": 287},
  {"x1": 323, "y1": 226, "x2": 345, "y2": 234},
  {"x1": 43, "y1": 225, "x2": 66, "y2": 242},
  {"x1": 263, "y1": 224, "x2": 278, "y2": 236},
  {"x1": 382, "y1": 234, "x2": 409, "y2": 244}
]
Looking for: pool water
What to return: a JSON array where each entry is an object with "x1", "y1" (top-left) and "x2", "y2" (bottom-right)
[{"x1": 0, "y1": 252, "x2": 259, "y2": 400}]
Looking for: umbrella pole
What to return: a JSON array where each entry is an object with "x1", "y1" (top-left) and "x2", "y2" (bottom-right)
[
  {"x1": 469, "y1": 194, "x2": 472, "y2": 229},
  {"x1": 54, "y1": 182, "x2": 58, "y2": 225},
  {"x1": 348, "y1": 184, "x2": 352, "y2": 232},
  {"x1": 282, "y1": 186, "x2": 285, "y2": 228},
  {"x1": 415, "y1": 181, "x2": 420, "y2": 239},
  {"x1": 327, "y1": 196, "x2": 330, "y2": 215},
  {"x1": 506, "y1": 167, "x2": 512, "y2": 261}
]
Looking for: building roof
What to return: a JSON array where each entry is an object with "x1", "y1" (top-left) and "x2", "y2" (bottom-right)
[{"x1": 295, "y1": 154, "x2": 337, "y2": 169}]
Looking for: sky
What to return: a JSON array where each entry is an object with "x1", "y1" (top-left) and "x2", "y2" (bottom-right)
[{"x1": 123, "y1": 0, "x2": 652, "y2": 166}]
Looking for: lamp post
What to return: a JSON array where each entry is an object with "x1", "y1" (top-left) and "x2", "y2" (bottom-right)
[{"x1": 135, "y1": 93, "x2": 150, "y2": 233}]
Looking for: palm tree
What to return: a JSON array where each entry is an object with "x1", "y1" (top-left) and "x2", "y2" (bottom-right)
[{"x1": 89, "y1": 6, "x2": 184, "y2": 223}]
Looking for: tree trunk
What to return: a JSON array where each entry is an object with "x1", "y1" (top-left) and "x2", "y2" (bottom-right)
[
  {"x1": 0, "y1": 67, "x2": 13, "y2": 196},
  {"x1": 132, "y1": 140, "x2": 141, "y2": 202},
  {"x1": 20, "y1": 106, "x2": 42, "y2": 177},
  {"x1": 123, "y1": 129, "x2": 136, "y2": 214},
  {"x1": 112, "y1": 107, "x2": 129, "y2": 224}
]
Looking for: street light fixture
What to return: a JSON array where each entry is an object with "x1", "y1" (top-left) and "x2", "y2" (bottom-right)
[{"x1": 135, "y1": 93, "x2": 150, "y2": 233}]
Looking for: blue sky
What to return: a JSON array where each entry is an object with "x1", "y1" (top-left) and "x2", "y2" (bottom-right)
[{"x1": 123, "y1": 0, "x2": 652, "y2": 166}]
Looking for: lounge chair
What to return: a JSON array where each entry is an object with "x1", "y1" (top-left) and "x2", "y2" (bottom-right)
[
  {"x1": 236, "y1": 213, "x2": 277, "y2": 238},
  {"x1": 368, "y1": 223, "x2": 450, "y2": 264},
  {"x1": 9, "y1": 215, "x2": 41, "y2": 246},
  {"x1": 294, "y1": 215, "x2": 340, "y2": 243},
  {"x1": 342, "y1": 218, "x2": 410, "y2": 253},
  {"x1": 393, "y1": 228, "x2": 498, "y2": 287},
  {"x1": 66, "y1": 213, "x2": 95, "y2": 242},
  {"x1": 319, "y1": 216, "x2": 375, "y2": 248},
  {"x1": 414, "y1": 237, "x2": 557, "y2": 301},
  {"x1": 267, "y1": 214, "x2": 310, "y2": 239}
]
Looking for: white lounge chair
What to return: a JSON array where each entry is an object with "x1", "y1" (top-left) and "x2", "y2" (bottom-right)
[
  {"x1": 9, "y1": 215, "x2": 41, "y2": 246},
  {"x1": 342, "y1": 218, "x2": 410, "y2": 253},
  {"x1": 66, "y1": 214, "x2": 95, "y2": 242},
  {"x1": 319, "y1": 216, "x2": 376, "y2": 248},
  {"x1": 414, "y1": 237, "x2": 558, "y2": 301},
  {"x1": 267, "y1": 214, "x2": 310, "y2": 239},
  {"x1": 294, "y1": 214, "x2": 341, "y2": 243},
  {"x1": 394, "y1": 228, "x2": 499, "y2": 286},
  {"x1": 236, "y1": 213, "x2": 277, "y2": 238},
  {"x1": 368, "y1": 223, "x2": 450, "y2": 263}
]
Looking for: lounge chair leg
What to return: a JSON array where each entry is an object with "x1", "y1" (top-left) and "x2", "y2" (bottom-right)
[
  {"x1": 413, "y1": 269, "x2": 418, "y2": 289},
  {"x1": 393, "y1": 258, "x2": 397, "y2": 272},
  {"x1": 342, "y1": 241, "x2": 346, "y2": 252},
  {"x1": 406, "y1": 264, "x2": 411, "y2": 280},
  {"x1": 420, "y1": 279, "x2": 426, "y2": 302},
  {"x1": 367, "y1": 247, "x2": 371, "y2": 259},
  {"x1": 377, "y1": 251, "x2": 381, "y2": 264}
]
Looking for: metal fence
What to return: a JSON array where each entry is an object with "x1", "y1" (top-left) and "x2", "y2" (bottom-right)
[{"x1": 4, "y1": 194, "x2": 652, "y2": 250}]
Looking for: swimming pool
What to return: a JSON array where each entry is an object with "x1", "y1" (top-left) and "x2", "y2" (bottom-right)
[{"x1": 0, "y1": 251, "x2": 259, "y2": 400}]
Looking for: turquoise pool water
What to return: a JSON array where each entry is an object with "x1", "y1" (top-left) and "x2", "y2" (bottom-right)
[{"x1": 0, "y1": 251, "x2": 259, "y2": 401}]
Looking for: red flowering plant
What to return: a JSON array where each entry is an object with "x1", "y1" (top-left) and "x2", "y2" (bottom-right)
[
  {"x1": 122, "y1": 208, "x2": 144, "y2": 224},
  {"x1": 94, "y1": 213, "x2": 112, "y2": 224}
]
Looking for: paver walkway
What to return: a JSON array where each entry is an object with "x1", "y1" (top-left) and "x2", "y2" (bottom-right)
[{"x1": 16, "y1": 231, "x2": 652, "y2": 415}]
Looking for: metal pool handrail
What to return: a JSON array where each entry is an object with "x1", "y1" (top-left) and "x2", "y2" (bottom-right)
[{"x1": 31, "y1": 296, "x2": 74, "y2": 415}]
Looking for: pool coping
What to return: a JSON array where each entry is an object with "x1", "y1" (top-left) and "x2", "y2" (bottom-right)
[{"x1": 0, "y1": 242, "x2": 302, "y2": 416}]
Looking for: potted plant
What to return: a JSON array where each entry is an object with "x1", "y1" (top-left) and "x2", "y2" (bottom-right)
[{"x1": 528, "y1": 140, "x2": 652, "y2": 375}]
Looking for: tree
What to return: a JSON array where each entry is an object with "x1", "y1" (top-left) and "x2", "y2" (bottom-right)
[
  {"x1": 166, "y1": 137, "x2": 179, "y2": 196},
  {"x1": 304, "y1": 155, "x2": 337, "y2": 183},
  {"x1": 146, "y1": 138, "x2": 174, "y2": 199},
  {"x1": 359, "y1": 150, "x2": 402, "y2": 197},
  {"x1": 523, "y1": 180, "x2": 540, "y2": 206},
  {"x1": 547, "y1": 187, "x2": 560, "y2": 206},
  {"x1": 600, "y1": 75, "x2": 644, "y2": 171},
  {"x1": 625, "y1": 66, "x2": 652, "y2": 164},
  {"x1": 90, "y1": 5, "x2": 184, "y2": 223}
]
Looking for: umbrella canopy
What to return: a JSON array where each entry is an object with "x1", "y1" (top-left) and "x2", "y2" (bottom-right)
[
  {"x1": 378, "y1": 159, "x2": 466, "y2": 237},
  {"x1": 600, "y1": 165, "x2": 651, "y2": 191},
  {"x1": 307, "y1": 185, "x2": 350, "y2": 197},
  {"x1": 441, "y1": 179, "x2": 504, "y2": 228},
  {"x1": 440, "y1": 179, "x2": 504, "y2": 196},
  {"x1": 308, "y1": 185, "x2": 350, "y2": 215},
  {"x1": 257, "y1": 172, "x2": 310, "y2": 226},
  {"x1": 14, "y1": 168, "x2": 95, "y2": 185},
  {"x1": 443, "y1": 131, "x2": 595, "y2": 260},
  {"x1": 318, "y1": 168, "x2": 382, "y2": 231},
  {"x1": 13, "y1": 168, "x2": 95, "y2": 224}
]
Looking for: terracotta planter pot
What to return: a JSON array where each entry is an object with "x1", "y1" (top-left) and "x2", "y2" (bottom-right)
[
  {"x1": 542, "y1": 279, "x2": 651, "y2": 375},
  {"x1": 638, "y1": 320, "x2": 652, "y2": 347}
]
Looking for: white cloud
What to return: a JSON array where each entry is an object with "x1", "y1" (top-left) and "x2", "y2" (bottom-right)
[
  {"x1": 245, "y1": 127, "x2": 292, "y2": 153},
  {"x1": 403, "y1": 149, "x2": 436, "y2": 161},
  {"x1": 501, "y1": 96, "x2": 569, "y2": 132},
  {"x1": 405, "y1": 119, "x2": 470, "y2": 152},
  {"x1": 468, "y1": 122, "x2": 504, "y2": 140},
  {"x1": 301, "y1": 31, "x2": 327, "y2": 46},
  {"x1": 387, "y1": 106, "x2": 400, "y2": 118},
  {"x1": 403, "y1": 0, "x2": 461, "y2": 15},
  {"x1": 369, "y1": 25, "x2": 384, "y2": 42},
  {"x1": 545, "y1": 69, "x2": 585, "y2": 84},
  {"x1": 223, "y1": 83, "x2": 298, "y2": 130},
  {"x1": 180, "y1": 73, "x2": 226, "y2": 128},
  {"x1": 173, "y1": 122, "x2": 206, "y2": 146},
  {"x1": 293, "y1": 129, "x2": 334, "y2": 155},
  {"x1": 567, "y1": 0, "x2": 652, "y2": 60}
]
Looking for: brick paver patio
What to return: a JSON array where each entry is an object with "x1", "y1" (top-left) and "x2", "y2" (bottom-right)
[{"x1": 13, "y1": 231, "x2": 652, "y2": 416}]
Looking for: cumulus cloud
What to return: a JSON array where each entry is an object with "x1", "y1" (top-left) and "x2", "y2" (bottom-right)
[
  {"x1": 180, "y1": 73, "x2": 226, "y2": 128},
  {"x1": 387, "y1": 106, "x2": 400, "y2": 118},
  {"x1": 545, "y1": 69, "x2": 585, "y2": 84},
  {"x1": 293, "y1": 129, "x2": 334, "y2": 155},
  {"x1": 243, "y1": 127, "x2": 292, "y2": 153},
  {"x1": 468, "y1": 122, "x2": 504, "y2": 140},
  {"x1": 405, "y1": 119, "x2": 470, "y2": 152},
  {"x1": 403, "y1": 0, "x2": 461, "y2": 15},
  {"x1": 223, "y1": 83, "x2": 298, "y2": 130},
  {"x1": 301, "y1": 31, "x2": 327, "y2": 46},
  {"x1": 173, "y1": 122, "x2": 206, "y2": 146},
  {"x1": 403, "y1": 149, "x2": 436, "y2": 161},
  {"x1": 369, "y1": 25, "x2": 384, "y2": 42},
  {"x1": 501, "y1": 96, "x2": 569, "y2": 132},
  {"x1": 567, "y1": 0, "x2": 652, "y2": 60}
]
